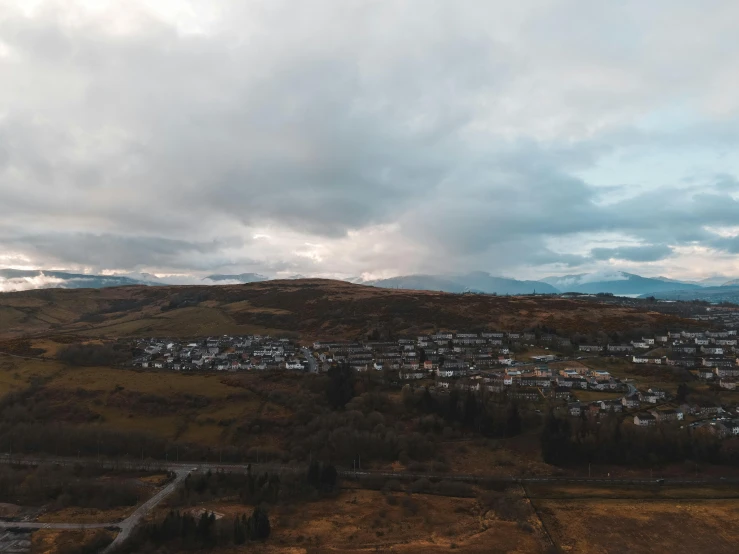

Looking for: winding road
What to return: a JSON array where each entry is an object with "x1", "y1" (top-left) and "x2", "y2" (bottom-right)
[{"x1": 0, "y1": 467, "x2": 189, "y2": 553}]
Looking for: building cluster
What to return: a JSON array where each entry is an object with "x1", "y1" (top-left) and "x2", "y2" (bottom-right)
[
  {"x1": 130, "y1": 335, "x2": 313, "y2": 372},
  {"x1": 312, "y1": 332, "x2": 626, "y2": 401},
  {"x1": 125, "y1": 324, "x2": 739, "y2": 436},
  {"x1": 577, "y1": 329, "x2": 739, "y2": 387}
]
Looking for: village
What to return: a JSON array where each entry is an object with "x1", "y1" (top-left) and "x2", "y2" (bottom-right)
[{"x1": 127, "y1": 321, "x2": 739, "y2": 439}]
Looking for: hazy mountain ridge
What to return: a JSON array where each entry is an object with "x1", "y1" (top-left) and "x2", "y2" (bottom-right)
[
  {"x1": 642, "y1": 285, "x2": 739, "y2": 303},
  {"x1": 364, "y1": 272, "x2": 559, "y2": 295},
  {"x1": 0, "y1": 269, "x2": 151, "y2": 291},
  {"x1": 205, "y1": 273, "x2": 269, "y2": 283},
  {"x1": 1, "y1": 268, "x2": 736, "y2": 298},
  {"x1": 542, "y1": 271, "x2": 704, "y2": 295}
]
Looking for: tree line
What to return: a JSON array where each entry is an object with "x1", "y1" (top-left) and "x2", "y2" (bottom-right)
[
  {"x1": 539, "y1": 411, "x2": 739, "y2": 467},
  {"x1": 120, "y1": 507, "x2": 270, "y2": 552}
]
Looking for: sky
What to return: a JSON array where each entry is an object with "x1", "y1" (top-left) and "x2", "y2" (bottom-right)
[{"x1": 2, "y1": 0, "x2": 739, "y2": 284}]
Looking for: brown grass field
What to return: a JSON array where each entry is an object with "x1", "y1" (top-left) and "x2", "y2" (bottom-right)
[
  {"x1": 157, "y1": 489, "x2": 548, "y2": 553},
  {"x1": 535, "y1": 497, "x2": 739, "y2": 554},
  {"x1": 0, "y1": 279, "x2": 702, "y2": 342},
  {"x1": 31, "y1": 529, "x2": 116, "y2": 554}
]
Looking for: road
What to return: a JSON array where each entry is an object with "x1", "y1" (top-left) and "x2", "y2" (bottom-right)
[
  {"x1": 102, "y1": 468, "x2": 189, "y2": 552},
  {"x1": 301, "y1": 347, "x2": 318, "y2": 373},
  {"x1": 2, "y1": 453, "x2": 739, "y2": 550},
  {"x1": 3, "y1": 454, "x2": 739, "y2": 487},
  {"x1": 0, "y1": 468, "x2": 189, "y2": 553}
]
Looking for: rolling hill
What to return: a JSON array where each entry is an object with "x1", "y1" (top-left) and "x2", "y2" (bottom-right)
[{"x1": 0, "y1": 278, "x2": 698, "y2": 341}]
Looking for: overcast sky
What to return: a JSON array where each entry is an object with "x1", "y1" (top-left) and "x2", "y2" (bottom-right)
[{"x1": 2, "y1": 0, "x2": 739, "y2": 283}]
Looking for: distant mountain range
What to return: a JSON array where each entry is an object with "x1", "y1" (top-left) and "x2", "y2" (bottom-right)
[
  {"x1": 363, "y1": 272, "x2": 559, "y2": 295},
  {"x1": 0, "y1": 269, "x2": 150, "y2": 290},
  {"x1": 205, "y1": 273, "x2": 269, "y2": 283},
  {"x1": 540, "y1": 272, "x2": 703, "y2": 295},
  {"x1": 3, "y1": 268, "x2": 739, "y2": 301}
]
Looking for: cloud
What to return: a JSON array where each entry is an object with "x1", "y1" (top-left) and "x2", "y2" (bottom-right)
[
  {"x1": 0, "y1": 233, "x2": 243, "y2": 272},
  {"x1": 591, "y1": 244, "x2": 674, "y2": 262},
  {"x1": 0, "y1": 273, "x2": 65, "y2": 292},
  {"x1": 0, "y1": 1, "x2": 739, "y2": 281}
]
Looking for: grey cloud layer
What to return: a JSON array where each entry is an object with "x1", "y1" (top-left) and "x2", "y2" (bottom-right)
[{"x1": 1, "y1": 0, "x2": 739, "y2": 276}]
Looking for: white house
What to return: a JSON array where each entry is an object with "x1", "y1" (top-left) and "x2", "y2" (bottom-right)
[{"x1": 634, "y1": 413, "x2": 656, "y2": 426}]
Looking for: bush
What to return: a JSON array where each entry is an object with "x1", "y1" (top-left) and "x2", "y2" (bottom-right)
[
  {"x1": 435, "y1": 480, "x2": 474, "y2": 498},
  {"x1": 57, "y1": 343, "x2": 127, "y2": 366}
]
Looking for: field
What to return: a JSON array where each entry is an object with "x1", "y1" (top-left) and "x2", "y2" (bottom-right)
[
  {"x1": 0, "y1": 353, "x2": 288, "y2": 450},
  {"x1": 31, "y1": 529, "x2": 116, "y2": 554},
  {"x1": 158, "y1": 488, "x2": 548, "y2": 553},
  {"x1": 535, "y1": 496, "x2": 739, "y2": 553}
]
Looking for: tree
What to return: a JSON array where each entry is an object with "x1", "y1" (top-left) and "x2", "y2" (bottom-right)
[
  {"x1": 326, "y1": 363, "x2": 356, "y2": 409},
  {"x1": 233, "y1": 515, "x2": 247, "y2": 545},
  {"x1": 320, "y1": 464, "x2": 338, "y2": 491},
  {"x1": 248, "y1": 506, "x2": 271, "y2": 540},
  {"x1": 506, "y1": 404, "x2": 522, "y2": 437},
  {"x1": 676, "y1": 383, "x2": 689, "y2": 404}
]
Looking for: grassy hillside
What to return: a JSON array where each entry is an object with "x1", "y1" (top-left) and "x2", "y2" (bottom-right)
[{"x1": 0, "y1": 279, "x2": 698, "y2": 341}]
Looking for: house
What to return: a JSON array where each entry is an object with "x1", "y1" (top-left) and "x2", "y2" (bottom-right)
[
  {"x1": 400, "y1": 370, "x2": 425, "y2": 380},
  {"x1": 698, "y1": 367, "x2": 716, "y2": 381},
  {"x1": 535, "y1": 366, "x2": 553, "y2": 378},
  {"x1": 725, "y1": 420, "x2": 739, "y2": 435},
  {"x1": 559, "y1": 368, "x2": 580, "y2": 378},
  {"x1": 622, "y1": 394, "x2": 640, "y2": 409},
  {"x1": 714, "y1": 366, "x2": 739, "y2": 378},
  {"x1": 578, "y1": 345, "x2": 602, "y2": 353},
  {"x1": 649, "y1": 408, "x2": 682, "y2": 422},
  {"x1": 647, "y1": 388, "x2": 668, "y2": 400},
  {"x1": 634, "y1": 413, "x2": 656, "y2": 426},
  {"x1": 598, "y1": 400, "x2": 623, "y2": 413},
  {"x1": 720, "y1": 378, "x2": 738, "y2": 390},
  {"x1": 639, "y1": 391, "x2": 659, "y2": 404},
  {"x1": 607, "y1": 344, "x2": 634, "y2": 353},
  {"x1": 632, "y1": 356, "x2": 663, "y2": 365},
  {"x1": 567, "y1": 402, "x2": 582, "y2": 416},
  {"x1": 508, "y1": 388, "x2": 540, "y2": 401},
  {"x1": 673, "y1": 345, "x2": 697, "y2": 355},
  {"x1": 697, "y1": 369, "x2": 715, "y2": 380},
  {"x1": 705, "y1": 358, "x2": 736, "y2": 369},
  {"x1": 551, "y1": 386, "x2": 571, "y2": 400},
  {"x1": 565, "y1": 378, "x2": 588, "y2": 389}
]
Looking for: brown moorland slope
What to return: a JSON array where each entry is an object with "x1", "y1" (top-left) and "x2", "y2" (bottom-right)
[{"x1": 0, "y1": 278, "x2": 701, "y2": 341}]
